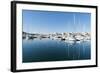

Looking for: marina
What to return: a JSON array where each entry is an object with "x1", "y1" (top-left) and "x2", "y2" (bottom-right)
[
  {"x1": 22, "y1": 10, "x2": 91, "y2": 63},
  {"x1": 22, "y1": 32, "x2": 91, "y2": 63},
  {"x1": 22, "y1": 32, "x2": 91, "y2": 42}
]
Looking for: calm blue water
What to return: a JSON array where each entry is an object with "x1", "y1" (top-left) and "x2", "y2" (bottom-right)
[{"x1": 22, "y1": 39, "x2": 91, "y2": 63}]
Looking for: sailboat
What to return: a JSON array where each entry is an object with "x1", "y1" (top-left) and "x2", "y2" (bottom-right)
[
  {"x1": 74, "y1": 14, "x2": 84, "y2": 41},
  {"x1": 66, "y1": 14, "x2": 76, "y2": 41}
]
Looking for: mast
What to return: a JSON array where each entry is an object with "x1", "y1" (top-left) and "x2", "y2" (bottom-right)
[{"x1": 73, "y1": 13, "x2": 76, "y2": 39}]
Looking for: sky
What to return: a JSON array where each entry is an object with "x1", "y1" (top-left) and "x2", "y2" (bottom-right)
[{"x1": 22, "y1": 10, "x2": 91, "y2": 34}]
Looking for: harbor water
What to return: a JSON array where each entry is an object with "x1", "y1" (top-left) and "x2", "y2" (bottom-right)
[{"x1": 22, "y1": 38, "x2": 91, "y2": 63}]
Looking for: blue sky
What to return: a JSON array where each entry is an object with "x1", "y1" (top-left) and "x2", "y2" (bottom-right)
[{"x1": 22, "y1": 10, "x2": 91, "y2": 33}]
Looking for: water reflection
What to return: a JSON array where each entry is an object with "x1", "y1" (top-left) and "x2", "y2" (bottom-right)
[{"x1": 22, "y1": 38, "x2": 91, "y2": 63}]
